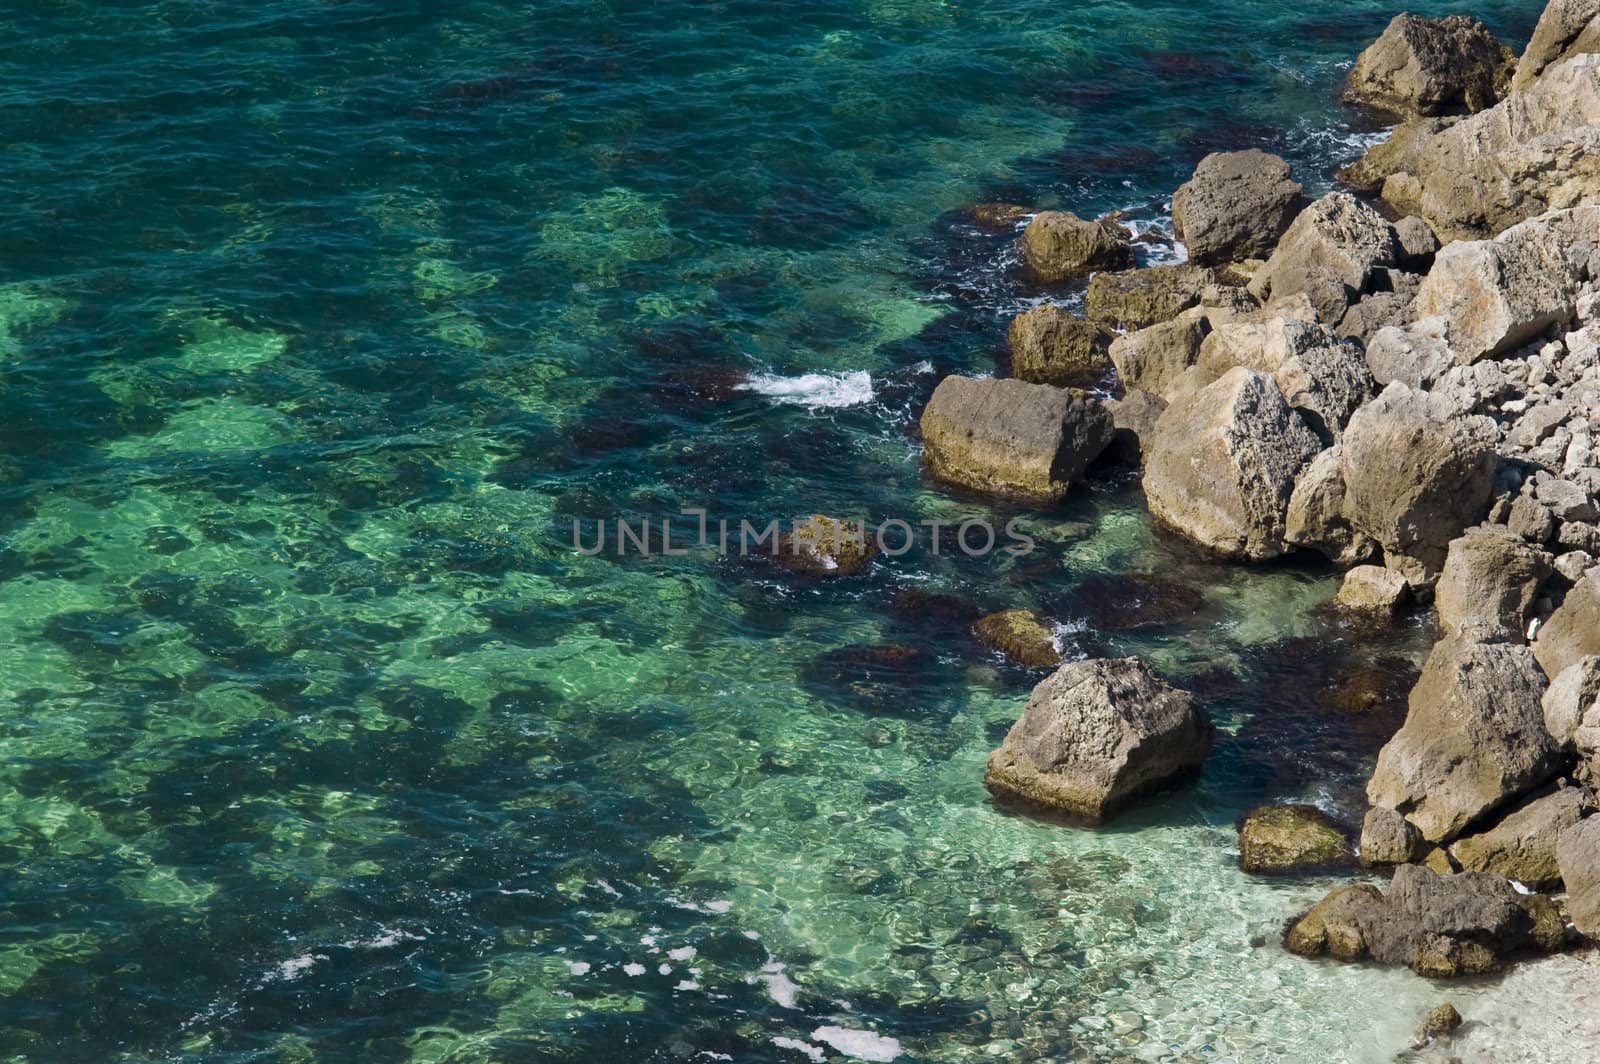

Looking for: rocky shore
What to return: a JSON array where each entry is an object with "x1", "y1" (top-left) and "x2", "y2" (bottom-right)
[{"x1": 917, "y1": 0, "x2": 1600, "y2": 1033}]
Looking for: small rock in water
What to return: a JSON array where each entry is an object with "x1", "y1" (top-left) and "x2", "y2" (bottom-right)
[
  {"x1": 972, "y1": 609, "x2": 1062, "y2": 668},
  {"x1": 1416, "y1": 1002, "x2": 1464, "y2": 1046},
  {"x1": 1237, "y1": 804, "x2": 1355, "y2": 874},
  {"x1": 777, "y1": 515, "x2": 878, "y2": 576}
]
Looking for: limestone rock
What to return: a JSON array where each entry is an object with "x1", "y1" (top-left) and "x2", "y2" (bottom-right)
[
  {"x1": 1556, "y1": 815, "x2": 1600, "y2": 937},
  {"x1": 1019, "y1": 211, "x2": 1135, "y2": 283},
  {"x1": 984, "y1": 658, "x2": 1214, "y2": 822},
  {"x1": 1418, "y1": 1003, "x2": 1464, "y2": 1044},
  {"x1": 1007, "y1": 304, "x2": 1113, "y2": 388},
  {"x1": 1172, "y1": 150, "x2": 1305, "y2": 265},
  {"x1": 1362, "y1": 805, "x2": 1424, "y2": 866},
  {"x1": 1100, "y1": 389, "x2": 1167, "y2": 467},
  {"x1": 1435, "y1": 526, "x2": 1554, "y2": 643},
  {"x1": 1285, "y1": 447, "x2": 1378, "y2": 566},
  {"x1": 1365, "y1": 316, "x2": 1455, "y2": 390},
  {"x1": 973, "y1": 609, "x2": 1061, "y2": 668},
  {"x1": 1345, "y1": 13, "x2": 1513, "y2": 118},
  {"x1": 777, "y1": 515, "x2": 878, "y2": 576},
  {"x1": 1085, "y1": 265, "x2": 1214, "y2": 330},
  {"x1": 1533, "y1": 569, "x2": 1600, "y2": 680},
  {"x1": 1449, "y1": 787, "x2": 1592, "y2": 888},
  {"x1": 1247, "y1": 193, "x2": 1400, "y2": 324},
  {"x1": 919, "y1": 376, "x2": 1113, "y2": 503},
  {"x1": 1237, "y1": 804, "x2": 1354, "y2": 874},
  {"x1": 1143, "y1": 367, "x2": 1322, "y2": 560},
  {"x1": 1195, "y1": 318, "x2": 1375, "y2": 443},
  {"x1": 1109, "y1": 316, "x2": 1207, "y2": 399},
  {"x1": 1544, "y1": 656, "x2": 1600, "y2": 746},
  {"x1": 1513, "y1": 0, "x2": 1600, "y2": 91},
  {"x1": 1336, "y1": 565, "x2": 1411, "y2": 616}
]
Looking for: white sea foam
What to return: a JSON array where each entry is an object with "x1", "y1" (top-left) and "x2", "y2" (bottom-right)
[
  {"x1": 741, "y1": 370, "x2": 874, "y2": 409},
  {"x1": 264, "y1": 953, "x2": 326, "y2": 983},
  {"x1": 622, "y1": 962, "x2": 647, "y2": 976},
  {"x1": 756, "y1": 962, "x2": 802, "y2": 1009},
  {"x1": 810, "y1": 1025, "x2": 902, "y2": 1061},
  {"x1": 564, "y1": 960, "x2": 592, "y2": 976},
  {"x1": 772, "y1": 1036, "x2": 826, "y2": 1062}
]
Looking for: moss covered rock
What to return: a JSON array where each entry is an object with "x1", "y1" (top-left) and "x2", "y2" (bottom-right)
[
  {"x1": 972, "y1": 609, "x2": 1061, "y2": 667},
  {"x1": 1238, "y1": 804, "x2": 1355, "y2": 874}
]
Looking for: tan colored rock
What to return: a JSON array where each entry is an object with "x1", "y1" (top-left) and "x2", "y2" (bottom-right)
[
  {"x1": 1018, "y1": 211, "x2": 1134, "y2": 283},
  {"x1": 1449, "y1": 788, "x2": 1592, "y2": 888},
  {"x1": 1556, "y1": 815, "x2": 1600, "y2": 937},
  {"x1": 1006, "y1": 305, "x2": 1113, "y2": 388},
  {"x1": 1361, "y1": 805, "x2": 1424, "y2": 866},
  {"x1": 1108, "y1": 316, "x2": 1207, "y2": 399},
  {"x1": 1195, "y1": 318, "x2": 1374, "y2": 443},
  {"x1": 1513, "y1": 0, "x2": 1600, "y2": 91},
  {"x1": 973, "y1": 610, "x2": 1061, "y2": 668},
  {"x1": 984, "y1": 658, "x2": 1213, "y2": 821},
  {"x1": 1172, "y1": 150, "x2": 1305, "y2": 265},
  {"x1": 1435, "y1": 526, "x2": 1554, "y2": 643},
  {"x1": 919, "y1": 376, "x2": 1113, "y2": 503},
  {"x1": 1142, "y1": 368, "x2": 1322, "y2": 560},
  {"x1": 1544, "y1": 656, "x2": 1600, "y2": 746},
  {"x1": 1285, "y1": 447, "x2": 1378, "y2": 566},
  {"x1": 1336, "y1": 565, "x2": 1411, "y2": 616},
  {"x1": 1237, "y1": 804, "x2": 1354, "y2": 874},
  {"x1": 1533, "y1": 570, "x2": 1600, "y2": 680},
  {"x1": 1100, "y1": 389, "x2": 1167, "y2": 467},
  {"x1": 1345, "y1": 13, "x2": 1513, "y2": 118},
  {"x1": 1085, "y1": 264, "x2": 1214, "y2": 330},
  {"x1": 1247, "y1": 193, "x2": 1400, "y2": 323},
  {"x1": 1367, "y1": 637, "x2": 1561, "y2": 845}
]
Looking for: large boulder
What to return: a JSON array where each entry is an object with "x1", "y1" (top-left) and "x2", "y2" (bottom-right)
[
  {"x1": 1142, "y1": 367, "x2": 1322, "y2": 560},
  {"x1": 1336, "y1": 565, "x2": 1411, "y2": 616},
  {"x1": 1108, "y1": 316, "x2": 1207, "y2": 399},
  {"x1": 1285, "y1": 446, "x2": 1379, "y2": 566},
  {"x1": 1367, "y1": 637, "x2": 1562, "y2": 845},
  {"x1": 1448, "y1": 787, "x2": 1593, "y2": 888},
  {"x1": 1286, "y1": 863, "x2": 1565, "y2": 976},
  {"x1": 1342, "y1": 56, "x2": 1600, "y2": 240},
  {"x1": 1007, "y1": 305, "x2": 1113, "y2": 387},
  {"x1": 1195, "y1": 318, "x2": 1375, "y2": 443},
  {"x1": 1085, "y1": 265, "x2": 1215, "y2": 330},
  {"x1": 1246, "y1": 193, "x2": 1400, "y2": 324},
  {"x1": 1172, "y1": 150, "x2": 1305, "y2": 265},
  {"x1": 919, "y1": 376, "x2": 1113, "y2": 503},
  {"x1": 1344, "y1": 13, "x2": 1513, "y2": 119},
  {"x1": 1434, "y1": 526, "x2": 1554, "y2": 643},
  {"x1": 1513, "y1": 0, "x2": 1600, "y2": 91},
  {"x1": 1533, "y1": 569, "x2": 1600, "y2": 680},
  {"x1": 1412, "y1": 209, "x2": 1596, "y2": 363},
  {"x1": 1019, "y1": 211, "x2": 1135, "y2": 283},
  {"x1": 1339, "y1": 383, "x2": 1498, "y2": 579},
  {"x1": 1365, "y1": 316, "x2": 1456, "y2": 389},
  {"x1": 1237, "y1": 804, "x2": 1355, "y2": 874},
  {"x1": 1544, "y1": 657, "x2": 1600, "y2": 747},
  {"x1": 1556, "y1": 815, "x2": 1600, "y2": 937},
  {"x1": 984, "y1": 658, "x2": 1213, "y2": 821}
]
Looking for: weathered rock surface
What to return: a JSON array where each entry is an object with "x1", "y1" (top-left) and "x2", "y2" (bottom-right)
[
  {"x1": 1533, "y1": 569, "x2": 1600, "y2": 680},
  {"x1": 973, "y1": 609, "x2": 1061, "y2": 668},
  {"x1": 1143, "y1": 367, "x2": 1322, "y2": 560},
  {"x1": 1237, "y1": 804, "x2": 1354, "y2": 874},
  {"x1": 1366, "y1": 316, "x2": 1455, "y2": 389},
  {"x1": 1109, "y1": 316, "x2": 1208, "y2": 399},
  {"x1": 1195, "y1": 318, "x2": 1375, "y2": 443},
  {"x1": 985, "y1": 658, "x2": 1213, "y2": 821},
  {"x1": 1544, "y1": 657, "x2": 1600, "y2": 747},
  {"x1": 1362, "y1": 805, "x2": 1425, "y2": 866},
  {"x1": 1340, "y1": 384, "x2": 1498, "y2": 579},
  {"x1": 1367, "y1": 637, "x2": 1561, "y2": 845},
  {"x1": 1556, "y1": 815, "x2": 1600, "y2": 937},
  {"x1": 1336, "y1": 565, "x2": 1411, "y2": 616},
  {"x1": 1513, "y1": 0, "x2": 1600, "y2": 91},
  {"x1": 777, "y1": 515, "x2": 878, "y2": 575},
  {"x1": 1100, "y1": 389, "x2": 1167, "y2": 467},
  {"x1": 1019, "y1": 211, "x2": 1135, "y2": 283},
  {"x1": 1344, "y1": 13, "x2": 1513, "y2": 118},
  {"x1": 920, "y1": 376, "x2": 1113, "y2": 503},
  {"x1": 1448, "y1": 787, "x2": 1592, "y2": 887},
  {"x1": 1285, "y1": 863, "x2": 1565, "y2": 976},
  {"x1": 1418, "y1": 1003, "x2": 1464, "y2": 1045},
  {"x1": 1435, "y1": 526, "x2": 1554, "y2": 643},
  {"x1": 1285, "y1": 446, "x2": 1379, "y2": 566},
  {"x1": 1247, "y1": 193, "x2": 1400, "y2": 324},
  {"x1": 1085, "y1": 265, "x2": 1214, "y2": 330},
  {"x1": 1172, "y1": 150, "x2": 1305, "y2": 265},
  {"x1": 1007, "y1": 304, "x2": 1113, "y2": 387}
]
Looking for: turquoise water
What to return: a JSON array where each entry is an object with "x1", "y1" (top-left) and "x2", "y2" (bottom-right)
[{"x1": 0, "y1": 2, "x2": 1580, "y2": 1061}]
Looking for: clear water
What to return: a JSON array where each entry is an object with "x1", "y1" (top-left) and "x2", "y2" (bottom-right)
[{"x1": 0, "y1": 1, "x2": 1590, "y2": 1061}]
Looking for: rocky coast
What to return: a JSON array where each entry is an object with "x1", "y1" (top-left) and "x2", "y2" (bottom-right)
[{"x1": 913, "y1": 0, "x2": 1600, "y2": 1043}]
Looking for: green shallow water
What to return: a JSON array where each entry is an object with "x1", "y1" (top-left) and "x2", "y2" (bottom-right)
[{"x1": 0, "y1": 1, "x2": 1591, "y2": 1061}]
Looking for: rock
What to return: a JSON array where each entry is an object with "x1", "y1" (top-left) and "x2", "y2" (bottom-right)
[
  {"x1": 919, "y1": 376, "x2": 1114, "y2": 503},
  {"x1": 1285, "y1": 447, "x2": 1379, "y2": 566},
  {"x1": 777, "y1": 515, "x2": 878, "y2": 575},
  {"x1": 1367, "y1": 637, "x2": 1561, "y2": 845},
  {"x1": 1336, "y1": 565, "x2": 1411, "y2": 616},
  {"x1": 1362, "y1": 805, "x2": 1424, "y2": 866},
  {"x1": 1418, "y1": 1003, "x2": 1464, "y2": 1045},
  {"x1": 1142, "y1": 367, "x2": 1322, "y2": 560},
  {"x1": 1085, "y1": 265, "x2": 1215, "y2": 330},
  {"x1": 1533, "y1": 570, "x2": 1600, "y2": 679},
  {"x1": 1544, "y1": 657, "x2": 1600, "y2": 746},
  {"x1": 1345, "y1": 57, "x2": 1600, "y2": 240},
  {"x1": 1365, "y1": 316, "x2": 1455, "y2": 389},
  {"x1": 973, "y1": 609, "x2": 1061, "y2": 667},
  {"x1": 1019, "y1": 211, "x2": 1135, "y2": 283},
  {"x1": 1340, "y1": 383, "x2": 1498, "y2": 579},
  {"x1": 965, "y1": 202, "x2": 1031, "y2": 229},
  {"x1": 1344, "y1": 13, "x2": 1513, "y2": 118},
  {"x1": 1171, "y1": 150, "x2": 1305, "y2": 266},
  {"x1": 1108, "y1": 316, "x2": 1208, "y2": 399},
  {"x1": 1100, "y1": 389, "x2": 1167, "y2": 467},
  {"x1": 1556, "y1": 815, "x2": 1600, "y2": 937},
  {"x1": 1412, "y1": 209, "x2": 1594, "y2": 364},
  {"x1": 1556, "y1": 550, "x2": 1596, "y2": 583},
  {"x1": 983, "y1": 658, "x2": 1214, "y2": 821},
  {"x1": 1535, "y1": 474, "x2": 1599, "y2": 522},
  {"x1": 1509, "y1": 494, "x2": 1557, "y2": 544},
  {"x1": 1337, "y1": 290, "x2": 1416, "y2": 347},
  {"x1": 1195, "y1": 318, "x2": 1375, "y2": 443},
  {"x1": 1448, "y1": 787, "x2": 1593, "y2": 888},
  {"x1": 1513, "y1": 0, "x2": 1600, "y2": 91},
  {"x1": 1007, "y1": 305, "x2": 1113, "y2": 387},
  {"x1": 1247, "y1": 193, "x2": 1400, "y2": 324},
  {"x1": 1435, "y1": 526, "x2": 1554, "y2": 643},
  {"x1": 1395, "y1": 216, "x2": 1443, "y2": 270},
  {"x1": 1237, "y1": 804, "x2": 1354, "y2": 874},
  {"x1": 1285, "y1": 863, "x2": 1564, "y2": 976}
]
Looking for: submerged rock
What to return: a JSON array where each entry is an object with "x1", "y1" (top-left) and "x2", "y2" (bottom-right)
[
  {"x1": 1085, "y1": 264, "x2": 1214, "y2": 330},
  {"x1": 964, "y1": 202, "x2": 1031, "y2": 229},
  {"x1": 1019, "y1": 211, "x2": 1134, "y2": 283},
  {"x1": 984, "y1": 658, "x2": 1213, "y2": 822},
  {"x1": 1344, "y1": 13, "x2": 1512, "y2": 119},
  {"x1": 1237, "y1": 804, "x2": 1355, "y2": 874},
  {"x1": 973, "y1": 609, "x2": 1061, "y2": 668},
  {"x1": 1285, "y1": 863, "x2": 1565, "y2": 976},
  {"x1": 778, "y1": 515, "x2": 878, "y2": 575},
  {"x1": 1143, "y1": 367, "x2": 1322, "y2": 560},
  {"x1": 919, "y1": 375, "x2": 1113, "y2": 503},
  {"x1": 1448, "y1": 787, "x2": 1593, "y2": 888},
  {"x1": 1007, "y1": 304, "x2": 1113, "y2": 387},
  {"x1": 1366, "y1": 637, "x2": 1562, "y2": 846},
  {"x1": 1172, "y1": 150, "x2": 1305, "y2": 265}
]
